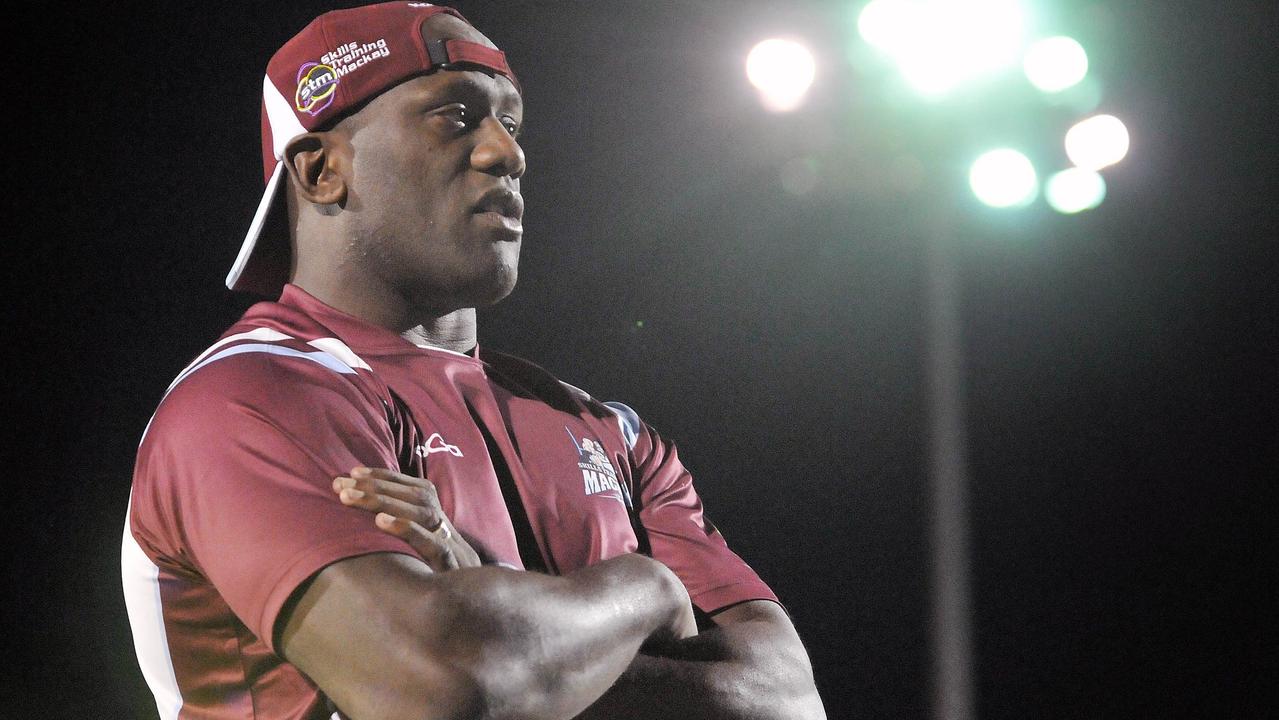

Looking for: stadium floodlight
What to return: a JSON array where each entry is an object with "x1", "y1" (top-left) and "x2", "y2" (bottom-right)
[
  {"x1": 1045, "y1": 167, "x2": 1106, "y2": 213},
  {"x1": 1064, "y1": 114, "x2": 1129, "y2": 170},
  {"x1": 1023, "y1": 36, "x2": 1088, "y2": 93},
  {"x1": 968, "y1": 148, "x2": 1038, "y2": 208},
  {"x1": 858, "y1": 0, "x2": 1027, "y2": 99},
  {"x1": 746, "y1": 38, "x2": 818, "y2": 112}
]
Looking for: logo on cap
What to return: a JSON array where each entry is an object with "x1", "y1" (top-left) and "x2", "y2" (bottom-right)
[{"x1": 295, "y1": 62, "x2": 339, "y2": 116}]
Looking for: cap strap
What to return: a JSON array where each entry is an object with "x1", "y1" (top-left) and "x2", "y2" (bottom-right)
[{"x1": 426, "y1": 38, "x2": 520, "y2": 92}]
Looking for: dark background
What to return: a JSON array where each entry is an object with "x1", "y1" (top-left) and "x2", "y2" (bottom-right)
[{"x1": 8, "y1": 1, "x2": 1275, "y2": 717}]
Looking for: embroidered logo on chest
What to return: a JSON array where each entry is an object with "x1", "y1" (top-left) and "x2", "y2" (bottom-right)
[
  {"x1": 415, "y1": 432, "x2": 463, "y2": 458},
  {"x1": 566, "y1": 427, "x2": 630, "y2": 507}
]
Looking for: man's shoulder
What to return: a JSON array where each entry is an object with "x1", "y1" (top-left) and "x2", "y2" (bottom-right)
[
  {"x1": 481, "y1": 348, "x2": 560, "y2": 384},
  {"x1": 145, "y1": 302, "x2": 390, "y2": 437},
  {"x1": 482, "y1": 349, "x2": 598, "y2": 408},
  {"x1": 173, "y1": 324, "x2": 374, "y2": 397},
  {"x1": 481, "y1": 349, "x2": 643, "y2": 450}
]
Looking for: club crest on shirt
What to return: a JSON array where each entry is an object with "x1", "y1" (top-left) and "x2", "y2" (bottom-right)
[{"x1": 566, "y1": 427, "x2": 630, "y2": 507}]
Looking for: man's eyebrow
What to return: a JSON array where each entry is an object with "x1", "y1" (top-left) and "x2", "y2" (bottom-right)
[{"x1": 422, "y1": 72, "x2": 523, "y2": 112}]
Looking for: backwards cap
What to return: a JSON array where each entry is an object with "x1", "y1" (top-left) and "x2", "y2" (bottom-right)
[{"x1": 227, "y1": 1, "x2": 519, "y2": 295}]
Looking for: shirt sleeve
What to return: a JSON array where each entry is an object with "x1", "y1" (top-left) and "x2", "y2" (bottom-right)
[
  {"x1": 129, "y1": 348, "x2": 417, "y2": 652},
  {"x1": 617, "y1": 405, "x2": 779, "y2": 614}
]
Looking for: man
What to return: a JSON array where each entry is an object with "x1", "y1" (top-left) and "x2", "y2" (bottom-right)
[{"x1": 122, "y1": 3, "x2": 826, "y2": 719}]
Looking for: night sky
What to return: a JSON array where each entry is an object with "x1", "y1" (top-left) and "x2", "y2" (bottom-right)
[{"x1": 9, "y1": 1, "x2": 1275, "y2": 717}]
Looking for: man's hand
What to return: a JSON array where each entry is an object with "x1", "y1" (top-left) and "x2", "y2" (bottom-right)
[{"x1": 332, "y1": 466, "x2": 481, "y2": 571}]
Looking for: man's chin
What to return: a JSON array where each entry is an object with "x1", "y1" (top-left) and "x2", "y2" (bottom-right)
[{"x1": 467, "y1": 264, "x2": 519, "y2": 308}]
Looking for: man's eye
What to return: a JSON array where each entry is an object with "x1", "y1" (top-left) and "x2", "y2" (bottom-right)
[
  {"x1": 435, "y1": 105, "x2": 469, "y2": 130},
  {"x1": 502, "y1": 118, "x2": 521, "y2": 136}
]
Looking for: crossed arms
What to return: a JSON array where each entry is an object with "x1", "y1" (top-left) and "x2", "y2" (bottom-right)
[{"x1": 279, "y1": 468, "x2": 827, "y2": 720}]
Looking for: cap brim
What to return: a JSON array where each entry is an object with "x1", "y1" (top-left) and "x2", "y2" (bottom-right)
[{"x1": 226, "y1": 162, "x2": 291, "y2": 295}]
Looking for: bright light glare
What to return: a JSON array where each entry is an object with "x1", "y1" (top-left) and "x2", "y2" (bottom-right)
[
  {"x1": 1023, "y1": 36, "x2": 1088, "y2": 92},
  {"x1": 969, "y1": 148, "x2": 1038, "y2": 208},
  {"x1": 746, "y1": 38, "x2": 817, "y2": 112},
  {"x1": 857, "y1": 0, "x2": 915, "y2": 52},
  {"x1": 857, "y1": 0, "x2": 1027, "y2": 98},
  {"x1": 1064, "y1": 114, "x2": 1129, "y2": 170},
  {"x1": 1045, "y1": 168, "x2": 1106, "y2": 213}
]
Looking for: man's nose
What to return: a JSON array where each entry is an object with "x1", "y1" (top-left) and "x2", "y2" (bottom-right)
[{"x1": 471, "y1": 116, "x2": 526, "y2": 179}]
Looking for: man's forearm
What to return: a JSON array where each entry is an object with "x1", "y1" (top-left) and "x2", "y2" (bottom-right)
[
  {"x1": 426, "y1": 557, "x2": 694, "y2": 720},
  {"x1": 282, "y1": 553, "x2": 693, "y2": 720},
  {"x1": 315, "y1": 469, "x2": 806, "y2": 720},
  {"x1": 573, "y1": 601, "x2": 826, "y2": 720}
]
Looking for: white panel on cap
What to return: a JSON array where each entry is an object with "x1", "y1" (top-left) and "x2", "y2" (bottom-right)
[
  {"x1": 225, "y1": 161, "x2": 285, "y2": 291},
  {"x1": 263, "y1": 73, "x2": 307, "y2": 160}
]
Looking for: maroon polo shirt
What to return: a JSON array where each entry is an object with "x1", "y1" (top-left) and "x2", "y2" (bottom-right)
[{"x1": 124, "y1": 284, "x2": 776, "y2": 719}]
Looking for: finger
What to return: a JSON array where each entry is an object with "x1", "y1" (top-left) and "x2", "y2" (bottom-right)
[
  {"x1": 336, "y1": 469, "x2": 480, "y2": 571},
  {"x1": 371, "y1": 512, "x2": 484, "y2": 570},
  {"x1": 352, "y1": 466, "x2": 432, "y2": 489},
  {"x1": 375, "y1": 513, "x2": 460, "y2": 571},
  {"x1": 335, "y1": 471, "x2": 440, "y2": 505},
  {"x1": 341, "y1": 469, "x2": 440, "y2": 506},
  {"x1": 339, "y1": 490, "x2": 445, "y2": 530},
  {"x1": 335, "y1": 475, "x2": 409, "y2": 505}
]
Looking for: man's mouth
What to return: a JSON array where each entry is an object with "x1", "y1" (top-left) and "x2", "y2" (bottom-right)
[{"x1": 473, "y1": 188, "x2": 524, "y2": 223}]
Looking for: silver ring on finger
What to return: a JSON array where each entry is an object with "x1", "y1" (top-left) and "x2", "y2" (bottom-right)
[{"x1": 425, "y1": 519, "x2": 452, "y2": 543}]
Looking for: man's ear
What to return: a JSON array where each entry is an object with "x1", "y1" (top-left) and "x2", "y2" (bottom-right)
[{"x1": 283, "y1": 132, "x2": 348, "y2": 207}]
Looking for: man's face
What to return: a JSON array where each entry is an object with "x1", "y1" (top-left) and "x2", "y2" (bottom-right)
[{"x1": 337, "y1": 25, "x2": 525, "y2": 314}]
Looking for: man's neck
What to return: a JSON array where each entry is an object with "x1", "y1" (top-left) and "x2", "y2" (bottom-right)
[
  {"x1": 292, "y1": 274, "x2": 479, "y2": 355},
  {"x1": 401, "y1": 310, "x2": 478, "y2": 355}
]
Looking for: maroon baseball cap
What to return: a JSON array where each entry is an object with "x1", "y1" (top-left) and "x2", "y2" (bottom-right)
[{"x1": 226, "y1": 1, "x2": 520, "y2": 295}]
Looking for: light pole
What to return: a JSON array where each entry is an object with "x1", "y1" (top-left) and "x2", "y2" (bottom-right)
[
  {"x1": 923, "y1": 195, "x2": 976, "y2": 720},
  {"x1": 746, "y1": 4, "x2": 1129, "y2": 717},
  {"x1": 851, "y1": 3, "x2": 1128, "y2": 719}
]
